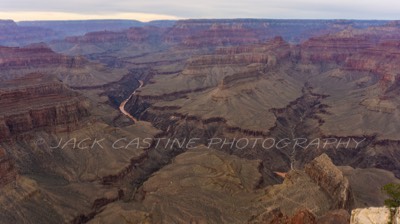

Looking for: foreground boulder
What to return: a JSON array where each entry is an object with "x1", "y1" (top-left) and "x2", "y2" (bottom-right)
[{"x1": 351, "y1": 207, "x2": 400, "y2": 224}]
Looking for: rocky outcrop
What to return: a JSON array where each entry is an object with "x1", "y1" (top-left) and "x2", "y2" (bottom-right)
[
  {"x1": 0, "y1": 147, "x2": 17, "y2": 187},
  {"x1": 350, "y1": 207, "x2": 393, "y2": 224},
  {"x1": 250, "y1": 208, "x2": 317, "y2": 224},
  {"x1": 304, "y1": 154, "x2": 353, "y2": 210},
  {"x1": 318, "y1": 209, "x2": 351, "y2": 224},
  {"x1": 289, "y1": 209, "x2": 317, "y2": 224}
]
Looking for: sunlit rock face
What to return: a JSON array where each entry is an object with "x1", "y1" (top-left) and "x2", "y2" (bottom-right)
[{"x1": 351, "y1": 207, "x2": 392, "y2": 224}]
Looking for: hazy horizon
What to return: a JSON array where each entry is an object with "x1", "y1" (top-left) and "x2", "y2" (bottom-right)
[
  {"x1": 2, "y1": 17, "x2": 398, "y2": 23},
  {"x1": 0, "y1": 0, "x2": 400, "y2": 22}
]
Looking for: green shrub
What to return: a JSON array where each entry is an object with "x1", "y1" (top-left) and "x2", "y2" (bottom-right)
[
  {"x1": 382, "y1": 183, "x2": 400, "y2": 208},
  {"x1": 382, "y1": 183, "x2": 400, "y2": 224}
]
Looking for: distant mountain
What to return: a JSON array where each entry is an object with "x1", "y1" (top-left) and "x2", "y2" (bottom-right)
[
  {"x1": 18, "y1": 20, "x2": 145, "y2": 36},
  {"x1": 0, "y1": 19, "x2": 177, "y2": 47},
  {"x1": 0, "y1": 19, "x2": 59, "y2": 46}
]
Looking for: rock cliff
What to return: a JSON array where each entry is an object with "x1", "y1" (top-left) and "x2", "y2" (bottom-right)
[
  {"x1": 0, "y1": 44, "x2": 128, "y2": 88},
  {"x1": 0, "y1": 74, "x2": 90, "y2": 141},
  {"x1": 0, "y1": 147, "x2": 17, "y2": 187},
  {"x1": 305, "y1": 154, "x2": 354, "y2": 210}
]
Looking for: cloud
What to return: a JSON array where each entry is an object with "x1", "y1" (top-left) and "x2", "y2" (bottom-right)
[
  {"x1": 0, "y1": 0, "x2": 400, "y2": 20},
  {"x1": 0, "y1": 11, "x2": 181, "y2": 22}
]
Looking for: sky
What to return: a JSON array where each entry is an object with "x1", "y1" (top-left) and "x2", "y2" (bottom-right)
[{"x1": 0, "y1": 0, "x2": 400, "y2": 21}]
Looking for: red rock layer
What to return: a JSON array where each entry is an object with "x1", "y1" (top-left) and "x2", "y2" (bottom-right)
[
  {"x1": 65, "y1": 27, "x2": 163, "y2": 43},
  {"x1": 345, "y1": 41, "x2": 400, "y2": 87},
  {"x1": 299, "y1": 27, "x2": 400, "y2": 92},
  {"x1": 0, "y1": 45, "x2": 64, "y2": 68},
  {"x1": 181, "y1": 23, "x2": 261, "y2": 47},
  {"x1": 0, "y1": 44, "x2": 92, "y2": 72},
  {"x1": 163, "y1": 19, "x2": 371, "y2": 46},
  {"x1": 187, "y1": 37, "x2": 290, "y2": 66},
  {"x1": 300, "y1": 35, "x2": 373, "y2": 63},
  {"x1": 0, "y1": 74, "x2": 90, "y2": 141}
]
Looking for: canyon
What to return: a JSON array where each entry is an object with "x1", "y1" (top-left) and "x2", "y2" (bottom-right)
[{"x1": 0, "y1": 19, "x2": 400, "y2": 223}]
